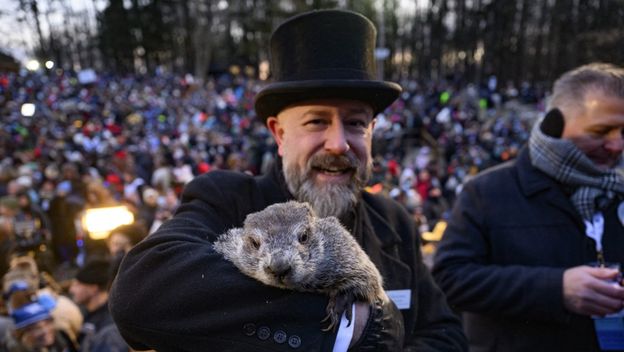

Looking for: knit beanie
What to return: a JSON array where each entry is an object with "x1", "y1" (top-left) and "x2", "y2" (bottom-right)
[
  {"x1": 75, "y1": 259, "x2": 111, "y2": 289},
  {"x1": 11, "y1": 301, "x2": 52, "y2": 329}
]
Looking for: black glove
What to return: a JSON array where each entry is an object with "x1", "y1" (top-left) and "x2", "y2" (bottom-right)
[{"x1": 348, "y1": 298, "x2": 405, "y2": 351}]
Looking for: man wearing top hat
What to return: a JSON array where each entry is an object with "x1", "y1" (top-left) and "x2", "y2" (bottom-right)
[{"x1": 110, "y1": 9, "x2": 467, "y2": 351}]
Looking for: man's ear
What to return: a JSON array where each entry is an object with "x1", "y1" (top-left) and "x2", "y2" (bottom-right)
[{"x1": 266, "y1": 116, "x2": 285, "y2": 156}]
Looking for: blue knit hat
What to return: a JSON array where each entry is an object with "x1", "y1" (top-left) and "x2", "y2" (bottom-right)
[
  {"x1": 11, "y1": 301, "x2": 52, "y2": 329},
  {"x1": 3, "y1": 280, "x2": 30, "y2": 300}
]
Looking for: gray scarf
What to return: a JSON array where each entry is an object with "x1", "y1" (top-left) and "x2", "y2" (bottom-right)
[{"x1": 528, "y1": 118, "x2": 624, "y2": 220}]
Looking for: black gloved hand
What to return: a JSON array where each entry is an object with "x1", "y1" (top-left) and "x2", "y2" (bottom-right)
[{"x1": 348, "y1": 298, "x2": 405, "y2": 351}]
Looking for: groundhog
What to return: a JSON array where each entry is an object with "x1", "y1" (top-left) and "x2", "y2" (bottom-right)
[{"x1": 213, "y1": 201, "x2": 388, "y2": 331}]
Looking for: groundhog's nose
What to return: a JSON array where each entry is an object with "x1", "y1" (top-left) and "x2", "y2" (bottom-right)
[{"x1": 265, "y1": 262, "x2": 292, "y2": 282}]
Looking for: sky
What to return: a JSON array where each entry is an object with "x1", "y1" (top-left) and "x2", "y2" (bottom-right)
[
  {"x1": 0, "y1": 0, "x2": 36, "y2": 61},
  {"x1": 0, "y1": 0, "x2": 104, "y2": 63},
  {"x1": 0, "y1": 0, "x2": 424, "y2": 64}
]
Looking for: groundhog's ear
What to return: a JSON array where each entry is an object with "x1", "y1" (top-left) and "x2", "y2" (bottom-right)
[
  {"x1": 214, "y1": 227, "x2": 245, "y2": 256},
  {"x1": 244, "y1": 233, "x2": 262, "y2": 250}
]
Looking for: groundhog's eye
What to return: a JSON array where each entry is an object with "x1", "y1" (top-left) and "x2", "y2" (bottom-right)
[
  {"x1": 247, "y1": 236, "x2": 261, "y2": 250},
  {"x1": 298, "y1": 230, "x2": 309, "y2": 244}
]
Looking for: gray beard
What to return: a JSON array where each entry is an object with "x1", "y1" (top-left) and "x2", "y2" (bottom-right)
[{"x1": 282, "y1": 153, "x2": 371, "y2": 218}]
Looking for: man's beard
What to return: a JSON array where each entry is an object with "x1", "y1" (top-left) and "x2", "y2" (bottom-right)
[{"x1": 283, "y1": 152, "x2": 371, "y2": 218}]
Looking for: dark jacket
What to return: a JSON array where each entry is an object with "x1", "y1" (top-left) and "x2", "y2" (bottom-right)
[
  {"x1": 1, "y1": 330, "x2": 78, "y2": 352},
  {"x1": 110, "y1": 160, "x2": 466, "y2": 351},
  {"x1": 432, "y1": 147, "x2": 624, "y2": 352},
  {"x1": 84, "y1": 303, "x2": 114, "y2": 333},
  {"x1": 79, "y1": 302, "x2": 115, "y2": 352},
  {"x1": 87, "y1": 325, "x2": 129, "y2": 352}
]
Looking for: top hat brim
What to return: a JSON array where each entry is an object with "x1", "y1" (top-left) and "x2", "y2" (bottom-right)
[{"x1": 254, "y1": 80, "x2": 401, "y2": 122}]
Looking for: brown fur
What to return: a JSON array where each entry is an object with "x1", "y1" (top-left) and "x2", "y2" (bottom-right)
[{"x1": 214, "y1": 201, "x2": 387, "y2": 331}]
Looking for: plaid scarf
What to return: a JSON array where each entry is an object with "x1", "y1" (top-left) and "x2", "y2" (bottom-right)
[{"x1": 528, "y1": 118, "x2": 624, "y2": 221}]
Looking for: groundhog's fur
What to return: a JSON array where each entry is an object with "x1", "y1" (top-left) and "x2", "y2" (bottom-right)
[{"x1": 213, "y1": 201, "x2": 387, "y2": 331}]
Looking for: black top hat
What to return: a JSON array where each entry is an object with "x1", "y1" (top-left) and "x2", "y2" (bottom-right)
[{"x1": 254, "y1": 9, "x2": 402, "y2": 122}]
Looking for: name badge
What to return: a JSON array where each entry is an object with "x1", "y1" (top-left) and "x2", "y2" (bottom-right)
[
  {"x1": 594, "y1": 315, "x2": 624, "y2": 350},
  {"x1": 386, "y1": 289, "x2": 411, "y2": 310}
]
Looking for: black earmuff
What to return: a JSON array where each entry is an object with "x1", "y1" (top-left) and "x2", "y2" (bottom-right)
[{"x1": 540, "y1": 108, "x2": 565, "y2": 138}]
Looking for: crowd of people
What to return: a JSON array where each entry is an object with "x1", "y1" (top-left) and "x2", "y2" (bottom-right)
[
  {"x1": 0, "y1": 68, "x2": 545, "y2": 256},
  {"x1": 0, "y1": 65, "x2": 544, "y2": 350}
]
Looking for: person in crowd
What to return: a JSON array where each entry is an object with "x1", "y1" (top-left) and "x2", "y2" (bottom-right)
[
  {"x1": 135, "y1": 188, "x2": 158, "y2": 232},
  {"x1": 422, "y1": 186, "x2": 450, "y2": 224},
  {"x1": 146, "y1": 188, "x2": 178, "y2": 235},
  {"x1": 59, "y1": 164, "x2": 86, "y2": 205},
  {"x1": 47, "y1": 181, "x2": 82, "y2": 266},
  {"x1": 0, "y1": 315, "x2": 13, "y2": 349},
  {"x1": 83, "y1": 324, "x2": 129, "y2": 352},
  {"x1": 68, "y1": 259, "x2": 119, "y2": 351},
  {"x1": 109, "y1": 9, "x2": 467, "y2": 352},
  {"x1": 12, "y1": 192, "x2": 53, "y2": 272},
  {"x1": 106, "y1": 223, "x2": 146, "y2": 283},
  {"x1": 3, "y1": 256, "x2": 83, "y2": 347},
  {"x1": 2, "y1": 300, "x2": 78, "y2": 352},
  {"x1": 433, "y1": 62, "x2": 624, "y2": 351},
  {"x1": 84, "y1": 182, "x2": 117, "y2": 210},
  {"x1": 106, "y1": 224, "x2": 145, "y2": 259},
  {"x1": 0, "y1": 197, "x2": 19, "y2": 277},
  {"x1": 68, "y1": 259, "x2": 128, "y2": 352}
]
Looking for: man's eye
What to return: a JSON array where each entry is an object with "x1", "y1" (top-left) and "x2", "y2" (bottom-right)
[
  {"x1": 590, "y1": 128, "x2": 615, "y2": 138},
  {"x1": 346, "y1": 120, "x2": 368, "y2": 129},
  {"x1": 305, "y1": 119, "x2": 326, "y2": 125},
  {"x1": 592, "y1": 129, "x2": 609, "y2": 135},
  {"x1": 303, "y1": 119, "x2": 329, "y2": 130}
]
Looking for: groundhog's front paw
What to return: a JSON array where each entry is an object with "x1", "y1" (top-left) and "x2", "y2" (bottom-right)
[
  {"x1": 321, "y1": 296, "x2": 340, "y2": 332},
  {"x1": 321, "y1": 293, "x2": 357, "y2": 332}
]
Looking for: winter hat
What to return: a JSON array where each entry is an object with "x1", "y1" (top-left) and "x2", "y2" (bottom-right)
[
  {"x1": 75, "y1": 259, "x2": 111, "y2": 289},
  {"x1": 11, "y1": 301, "x2": 52, "y2": 329}
]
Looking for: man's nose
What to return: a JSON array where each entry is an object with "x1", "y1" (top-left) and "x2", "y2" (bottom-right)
[{"x1": 324, "y1": 123, "x2": 350, "y2": 154}]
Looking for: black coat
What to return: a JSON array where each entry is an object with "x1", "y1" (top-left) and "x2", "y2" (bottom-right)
[
  {"x1": 432, "y1": 147, "x2": 624, "y2": 352},
  {"x1": 110, "y1": 160, "x2": 466, "y2": 351}
]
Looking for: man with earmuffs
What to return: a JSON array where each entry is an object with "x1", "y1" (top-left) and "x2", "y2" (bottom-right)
[
  {"x1": 110, "y1": 8, "x2": 467, "y2": 352},
  {"x1": 433, "y1": 62, "x2": 624, "y2": 352}
]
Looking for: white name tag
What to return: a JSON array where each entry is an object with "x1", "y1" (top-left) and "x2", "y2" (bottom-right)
[{"x1": 386, "y1": 289, "x2": 411, "y2": 310}]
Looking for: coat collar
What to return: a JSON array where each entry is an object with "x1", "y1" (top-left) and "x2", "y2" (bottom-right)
[
  {"x1": 516, "y1": 147, "x2": 583, "y2": 226},
  {"x1": 257, "y1": 157, "x2": 293, "y2": 205},
  {"x1": 516, "y1": 147, "x2": 555, "y2": 197},
  {"x1": 361, "y1": 193, "x2": 403, "y2": 247}
]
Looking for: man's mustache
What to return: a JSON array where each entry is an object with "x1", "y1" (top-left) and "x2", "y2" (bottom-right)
[{"x1": 307, "y1": 153, "x2": 360, "y2": 171}]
